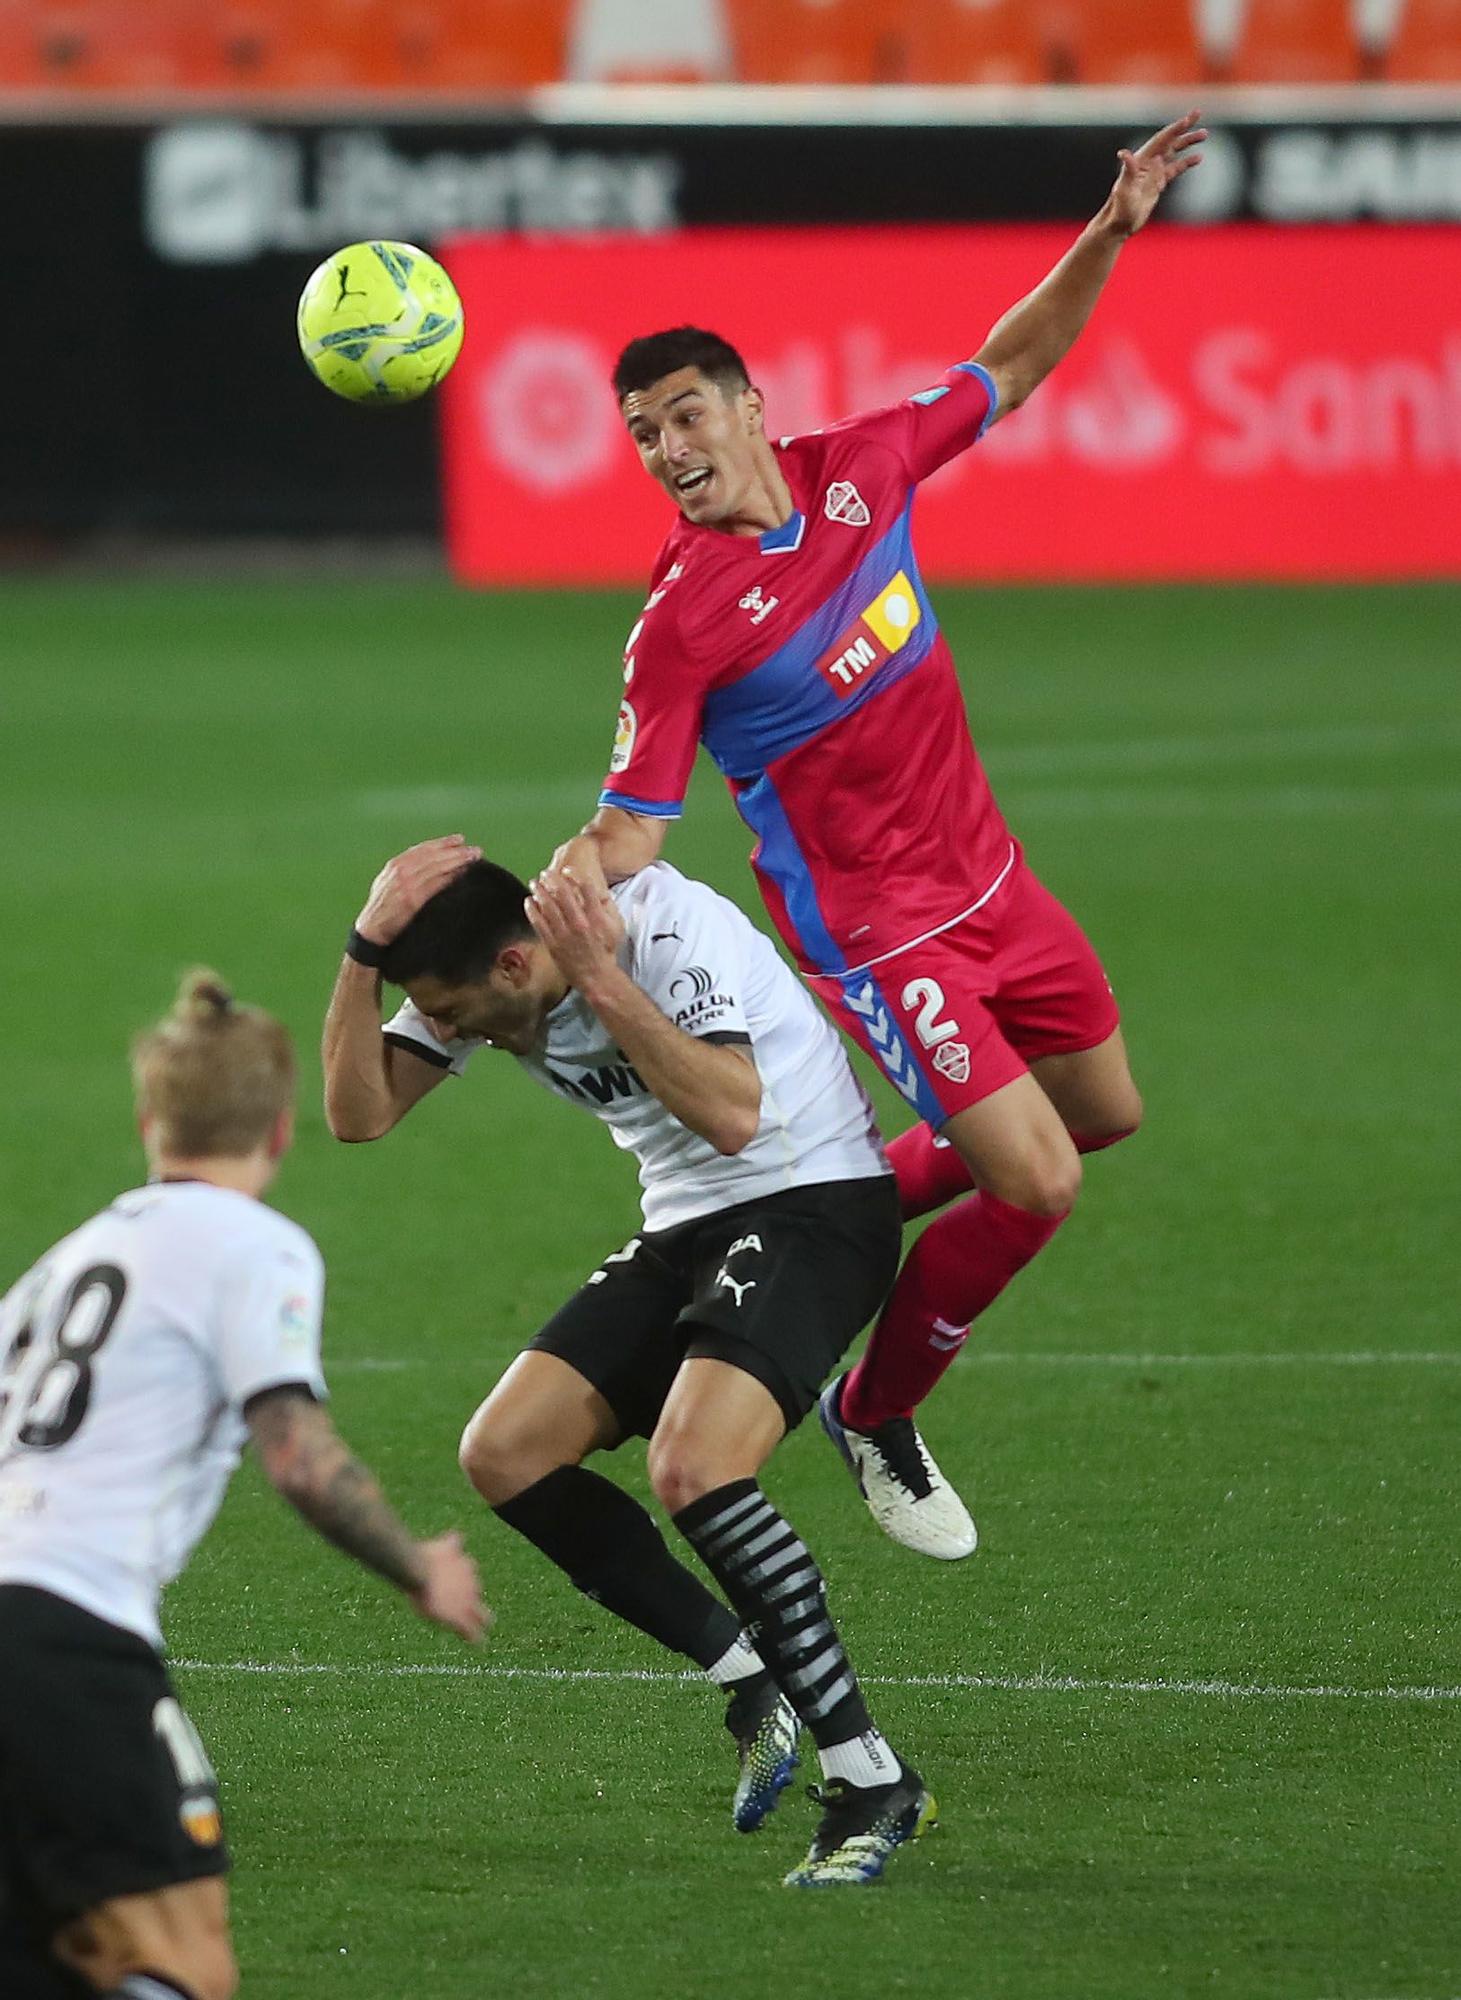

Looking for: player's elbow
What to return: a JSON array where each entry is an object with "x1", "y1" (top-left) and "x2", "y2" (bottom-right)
[
  {"x1": 323, "y1": 1090, "x2": 392, "y2": 1143},
  {"x1": 707, "y1": 1103, "x2": 760, "y2": 1156}
]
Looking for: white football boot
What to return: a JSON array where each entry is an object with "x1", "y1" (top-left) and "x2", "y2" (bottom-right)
[{"x1": 818, "y1": 1375, "x2": 977, "y2": 1561}]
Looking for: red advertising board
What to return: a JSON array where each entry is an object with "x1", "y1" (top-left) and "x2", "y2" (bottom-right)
[{"x1": 440, "y1": 226, "x2": 1461, "y2": 585}]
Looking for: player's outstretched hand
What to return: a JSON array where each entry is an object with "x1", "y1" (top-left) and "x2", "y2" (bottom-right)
[
  {"x1": 411, "y1": 1530, "x2": 491, "y2": 1643},
  {"x1": 1107, "y1": 110, "x2": 1207, "y2": 237},
  {"x1": 526, "y1": 865, "x2": 626, "y2": 989},
  {"x1": 355, "y1": 835, "x2": 482, "y2": 949}
]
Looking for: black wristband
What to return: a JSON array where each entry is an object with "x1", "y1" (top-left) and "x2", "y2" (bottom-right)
[{"x1": 346, "y1": 927, "x2": 388, "y2": 969}]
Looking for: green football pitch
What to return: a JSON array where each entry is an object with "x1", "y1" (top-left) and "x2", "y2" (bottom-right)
[{"x1": 3, "y1": 578, "x2": 1458, "y2": 2000}]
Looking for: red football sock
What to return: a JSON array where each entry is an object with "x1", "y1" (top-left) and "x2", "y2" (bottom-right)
[
  {"x1": 840, "y1": 1191, "x2": 1066, "y2": 1433},
  {"x1": 887, "y1": 1123, "x2": 1136, "y2": 1220}
]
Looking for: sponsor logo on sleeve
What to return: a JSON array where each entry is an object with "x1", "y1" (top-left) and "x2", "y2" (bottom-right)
[
  {"x1": 610, "y1": 700, "x2": 637, "y2": 774},
  {"x1": 812, "y1": 569, "x2": 922, "y2": 698}
]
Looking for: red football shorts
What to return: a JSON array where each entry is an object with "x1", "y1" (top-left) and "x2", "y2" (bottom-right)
[{"x1": 807, "y1": 850, "x2": 1121, "y2": 1129}]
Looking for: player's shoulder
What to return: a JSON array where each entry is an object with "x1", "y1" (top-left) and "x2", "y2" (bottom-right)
[
  {"x1": 618, "y1": 862, "x2": 745, "y2": 945},
  {"x1": 162, "y1": 1183, "x2": 323, "y2": 1283},
  {"x1": 780, "y1": 415, "x2": 904, "y2": 481}
]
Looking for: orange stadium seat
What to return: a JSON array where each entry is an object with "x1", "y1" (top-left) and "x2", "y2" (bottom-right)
[
  {"x1": 727, "y1": 0, "x2": 895, "y2": 84},
  {"x1": 1383, "y1": 0, "x2": 1461, "y2": 78},
  {"x1": 898, "y1": 1, "x2": 1065, "y2": 86},
  {"x1": 379, "y1": 0, "x2": 573, "y2": 90},
  {"x1": 12, "y1": 1, "x2": 187, "y2": 89},
  {"x1": 182, "y1": 1, "x2": 372, "y2": 90},
  {"x1": 1226, "y1": 0, "x2": 1362, "y2": 81},
  {"x1": 1069, "y1": 0, "x2": 1206, "y2": 85}
]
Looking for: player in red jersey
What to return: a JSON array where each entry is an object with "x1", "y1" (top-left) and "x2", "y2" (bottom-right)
[{"x1": 553, "y1": 115, "x2": 1206, "y2": 1560}]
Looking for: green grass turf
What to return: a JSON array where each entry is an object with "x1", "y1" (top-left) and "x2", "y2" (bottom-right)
[{"x1": 1, "y1": 578, "x2": 1458, "y2": 1999}]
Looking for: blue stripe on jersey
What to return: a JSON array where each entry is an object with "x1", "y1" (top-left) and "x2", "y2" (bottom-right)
[
  {"x1": 836, "y1": 968, "x2": 946, "y2": 1125},
  {"x1": 954, "y1": 360, "x2": 1000, "y2": 436},
  {"x1": 597, "y1": 790, "x2": 684, "y2": 819},
  {"x1": 734, "y1": 771, "x2": 847, "y2": 975},
  {"x1": 700, "y1": 500, "x2": 938, "y2": 783}
]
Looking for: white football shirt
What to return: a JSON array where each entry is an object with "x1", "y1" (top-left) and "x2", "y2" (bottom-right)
[
  {"x1": 383, "y1": 861, "x2": 889, "y2": 1232},
  {"x1": 0, "y1": 1181, "x2": 326, "y2": 1651}
]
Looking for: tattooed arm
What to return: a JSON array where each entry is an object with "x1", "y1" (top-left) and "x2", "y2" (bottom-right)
[{"x1": 245, "y1": 1386, "x2": 488, "y2": 1641}]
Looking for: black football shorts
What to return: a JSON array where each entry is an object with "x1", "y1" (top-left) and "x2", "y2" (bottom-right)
[
  {"x1": 0, "y1": 1585, "x2": 229, "y2": 1944},
  {"x1": 529, "y1": 1175, "x2": 902, "y2": 1437}
]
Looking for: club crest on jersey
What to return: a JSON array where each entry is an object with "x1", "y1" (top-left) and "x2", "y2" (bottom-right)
[
  {"x1": 738, "y1": 585, "x2": 779, "y2": 626},
  {"x1": 610, "y1": 700, "x2": 637, "y2": 774},
  {"x1": 813, "y1": 570, "x2": 922, "y2": 699},
  {"x1": 824, "y1": 480, "x2": 870, "y2": 528},
  {"x1": 932, "y1": 1040, "x2": 972, "y2": 1086}
]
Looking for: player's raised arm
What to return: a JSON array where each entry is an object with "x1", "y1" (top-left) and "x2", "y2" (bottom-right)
[
  {"x1": 323, "y1": 836, "x2": 477, "y2": 1140},
  {"x1": 528, "y1": 867, "x2": 762, "y2": 1156},
  {"x1": 246, "y1": 1387, "x2": 489, "y2": 1641},
  {"x1": 974, "y1": 112, "x2": 1206, "y2": 422}
]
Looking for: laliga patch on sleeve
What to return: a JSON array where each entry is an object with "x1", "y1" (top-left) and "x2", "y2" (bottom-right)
[
  {"x1": 610, "y1": 700, "x2": 637, "y2": 774},
  {"x1": 911, "y1": 385, "x2": 951, "y2": 405},
  {"x1": 278, "y1": 1293, "x2": 313, "y2": 1350}
]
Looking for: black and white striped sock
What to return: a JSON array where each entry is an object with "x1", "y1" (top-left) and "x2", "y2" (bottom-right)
[{"x1": 674, "y1": 1478, "x2": 897, "y2": 1778}]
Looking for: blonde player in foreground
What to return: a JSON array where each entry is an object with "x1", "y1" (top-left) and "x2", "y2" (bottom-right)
[{"x1": 0, "y1": 972, "x2": 487, "y2": 2000}]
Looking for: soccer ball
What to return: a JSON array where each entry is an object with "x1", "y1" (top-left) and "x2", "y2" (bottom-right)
[{"x1": 296, "y1": 240, "x2": 465, "y2": 405}]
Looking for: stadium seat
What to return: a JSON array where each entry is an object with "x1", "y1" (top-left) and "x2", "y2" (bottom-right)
[
  {"x1": 727, "y1": 0, "x2": 896, "y2": 84},
  {"x1": 898, "y1": 0, "x2": 1065, "y2": 86},
  {"x1": 1383, "y1": 0, "x2": 1461, "y2": 77},
  {"x1": 379, "y1": 0, "x2": 573, "y2": 90},
  {"x1": 11, "y1": 1, "x2": 187, "y2": 89},
  {"x1": 1226, "y1": 0, "x2": 1363, "y2": 81},
  {"x1": 1068, "y1": 0, "x2": 1206, "y2": 84},
  {"x1": 184, "y1": 2, "x2": 371, "y2": 90}
]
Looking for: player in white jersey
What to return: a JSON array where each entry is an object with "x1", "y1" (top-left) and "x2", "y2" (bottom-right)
[
  {"x1": 0, "y1": 971, "x2": 485, "y2": 2000},
  {"x1": 322, "y1": 836, "x2": 937, "y2": 1887}
]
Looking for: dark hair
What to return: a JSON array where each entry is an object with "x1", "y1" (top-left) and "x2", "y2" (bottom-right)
[
  {"x1": 612, "y1": 326, "x2": 751, "y2": 403},
  {"x1": 380, "y1": 860, "x2": 533, "y2": 987}
]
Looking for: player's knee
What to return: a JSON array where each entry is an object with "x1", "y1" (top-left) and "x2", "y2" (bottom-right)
[
  {"x1": 458, "y1": 1407, "x2": 546, "y2": 1507},
  {"x1": 646, "y1": 1437, "x2": 721, "y2": 1516},
  {"x1": 1000, "y1": 1145, "x2": 1082, "y2": 1217}
]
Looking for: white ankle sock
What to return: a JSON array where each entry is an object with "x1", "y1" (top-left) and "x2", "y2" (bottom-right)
[
  {"x1": 818, "y1": 1729, "x2": 902, "y2": 1788},
  {"x1": 706, "y1": 1630, "x2": 766, "y2": 1686}
]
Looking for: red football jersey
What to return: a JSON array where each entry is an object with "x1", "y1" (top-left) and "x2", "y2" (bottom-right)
[{"x1": 599, "y1": 361, "x2": 1014, "y2": 978}]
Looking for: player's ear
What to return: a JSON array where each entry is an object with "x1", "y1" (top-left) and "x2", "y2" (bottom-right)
[
  {"x1": 267, "y1": 1108, "x2": 295, "y2": 1163},
  {"x1": 741, "y1": 385, "x2": 765, "y2": 434},
  {"x1": 497, "y1": 942, "x2": 532, "y2": 986}
]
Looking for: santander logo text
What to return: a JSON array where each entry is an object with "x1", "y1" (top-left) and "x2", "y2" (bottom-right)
[{"x1": 441, "y1": 225, "x2": 1461, "y2": 584}]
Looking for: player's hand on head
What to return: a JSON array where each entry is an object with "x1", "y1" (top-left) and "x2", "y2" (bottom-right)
[
  {"x1": 549, "y1": 834, "x2": 612, "y2": 902},
  {"x1": 355, "y1": 834, "x2": 482, "y2": 947},
  {"x1": 1108, "y1": 110, "x2": 1206, "y2": 237},
  {"x1": 526, "y1": 866, "x2": 625, "y2": 987},
  {"x1": 411, "y1": 1530, "x2": 491, "y2": 1643}
]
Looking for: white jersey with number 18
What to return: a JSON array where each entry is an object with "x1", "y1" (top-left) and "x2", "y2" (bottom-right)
[{"x1": 0, "y1": 1181, "x2": 326, "y2": 1652}]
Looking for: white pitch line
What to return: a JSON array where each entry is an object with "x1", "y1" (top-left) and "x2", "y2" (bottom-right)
[
  {"x1": 972, "y1": 1351, "x2": 1461, "y2": 1367},
  {"x1": 322, "y1": 1351, "x2": 1461, "y2": 1372},
  {"x1": 170, "y1": 1660, "x2": 1461, "y2": 1703}
]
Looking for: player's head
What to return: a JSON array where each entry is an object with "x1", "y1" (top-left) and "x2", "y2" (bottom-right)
[
  {"x1": 131, "y1": 970, "x2": 296, "y2": 1182},
  {"x1": 613, "y1": 326, "x2": 769, "y2": 529},
  {"x1": 380, "y1": 859, "x2": 557, "y2": 1055}
]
